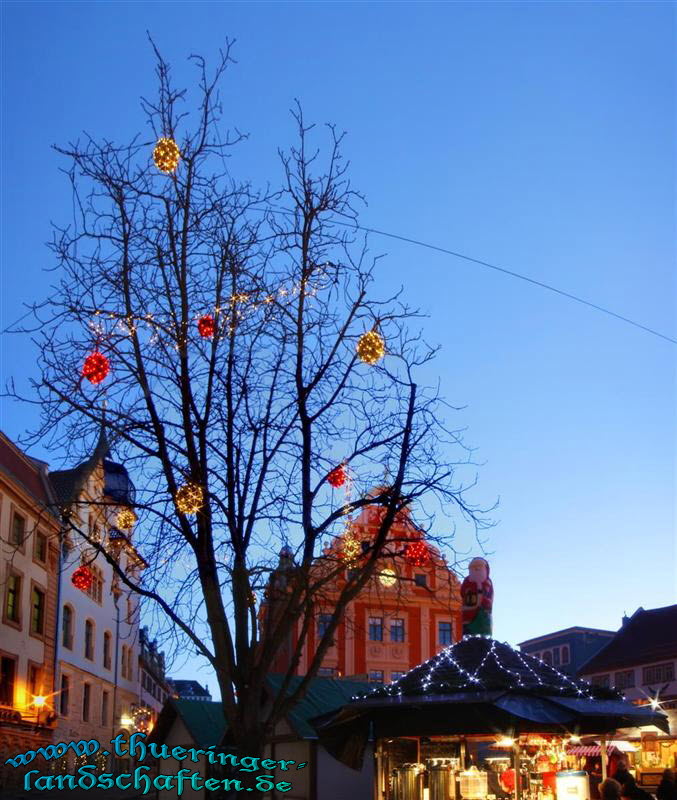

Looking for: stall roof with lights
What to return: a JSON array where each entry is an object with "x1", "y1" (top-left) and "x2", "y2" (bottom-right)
[{"x1": 313, "y1": 637, "x2": 669, "y2": 769}]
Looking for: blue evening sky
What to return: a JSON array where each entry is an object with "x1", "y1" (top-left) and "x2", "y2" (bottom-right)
[{"x1": 1, "y1": 2, "x2": 675, "y2": 688}]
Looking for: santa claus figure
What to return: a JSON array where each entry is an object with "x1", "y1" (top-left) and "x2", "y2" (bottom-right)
[{"x1": 460, "y1": 557, "x2": 494, "y2": 637}]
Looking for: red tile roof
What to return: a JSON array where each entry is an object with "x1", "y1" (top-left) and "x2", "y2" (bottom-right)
[{"x1": 579, "y1": 605, "x2": 677, "y2": 674}]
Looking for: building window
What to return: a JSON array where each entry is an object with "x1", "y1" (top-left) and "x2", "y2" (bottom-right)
[
  {"x1": 542, "y1": 650, "x2": 553, "y2": 666},
  {"x1": 368, "y1": 617, "x2": 383, "y2": 642},
  {"x1": 30, "y1": 587, "x2": 45, "y2": 635},
  {"x1": 101, "y1": 690, "x2": 109, "y2": 727},
  {"x1": 82, "y1": 683, "x2": 91, "y2": 722},
  {"x1": 86, "y1": 566, "x2": 103, "y2": 604},
  {"x1": 11, "y1": 512, "x2": 26, "y2": 547},
  {"x1": 391, "y1": 671, "x2": 405, "y2": 682},
  {"x1": 369, "y1": 670, "x2": 384, "y2": 683},
  {"x1": 317, "y1": 613, "x2": 333, "y2": 637},
  {"x1": 84, "y1": 620, "x2": 95, "y2": 661},
  {"x1": 59, "y1": 674, "x2": 70, "y2": 716},
  {"x1": 438, "y1": 621, "x2": 453, "y2": 646},
  {"x1": 561, "y1": 646, "x2": 570, "y2": 665},
  {"x1": 553, "y1": 648, "x2": 561, "y2": 666},
  {"x1": 28, "y1": 664, "x2": 42, "y2": 697},
  {"x1": 34, "y1": 532, "x2": 48, "y2": 563},
  {"x1": 126, "y1": 596, "x2": 134, "y2": 624},
  {"x1": 0, "y1": 656, "x2": 16, "y2": 706},
  {"x1": 103, "y1": 631, "x2": 112, "y2": 670},
  {"x1": 390, "y1": 618, "x2": 405, "y2": 643},
  {"x1": 643, "y1": 663, "x2": 675, "y2": 685},
  {"x1": 591, "y1": 674, "x2": 610, "y2": 688},
  {"x1": 62, "y1": 605, "x2": 74, "y2": 649},
  {"x1": 5, "y1": 573, "x2": 21, "y2": 624},
  {"x1": 614, "y1": 670, "x2": 635, "y2": 690},
  {"x1": 414, "y1": 574, "x2": 427, "y2": 588}
]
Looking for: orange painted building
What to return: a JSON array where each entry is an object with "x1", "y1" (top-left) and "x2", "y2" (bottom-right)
[{"x1": 268, "y1": 500, "x2": 462, "y2": 684}]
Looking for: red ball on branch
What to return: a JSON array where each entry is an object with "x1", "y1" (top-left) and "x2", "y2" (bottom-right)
[
  {"x1": 71, "y1": 566, "x2": 93, "y2": 591},
  {"x1": 404, "y1": 539, "x2": 430, "y2": 567},
  {"x1": 81, "y1": 351, "x2": 110, "y2": 385},
  {"x1": 197, "y1": 315, "x2": 216, "y2": 339},
  {"x1": 327, "y1": 465, "x2": 346, "y2": 488}
]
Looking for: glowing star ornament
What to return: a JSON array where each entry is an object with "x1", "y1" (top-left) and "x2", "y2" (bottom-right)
[
  {"x1": 175, "y1": 482, "x2": 204, "y2": 515},
  {"x1": 327, "y1": 464, "x2": 346, "y2": 488},
  {"x1": 379, "y1": 567, "x2": 397, "y2": 587},
  {"x1": 81, "y1": 351, "x2": 110, "y2": 385},
  {"x1": 71, "y1": 565, "x2": 93, "y2": 591},
  {"x1": 356, "y1": 330, "x2": 385, "y2": 365},
  {"x1": 405, "y1": 539, "x2": 430, "y2": 567},
  {"x1": 153, "y1": 137, "x2": 180, "y2": 173},
  {"x1": 116, "y1": 508, "x2": 137, "y2": 530},
  {"x1": 197, "y1": 315, "x2": 216, "y2": 339}
]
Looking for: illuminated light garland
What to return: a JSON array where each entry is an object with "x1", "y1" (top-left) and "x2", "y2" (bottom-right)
[
  {"x1": 197, "y1": 314, "x2": 216, "y2": 339},
  {"x1": 404, "y1": 539, "x2": 430, "y2": 567},
  {"x1": 175, "y1": 482, "x2": 204, "y2": 515},
  {"x1": 342, "y1": 533, "x2": 361, "y2": 565},
  {"x1": 327, "y1": 464, "x2": 346, "y2": 488},
  {"x1": 379, "y1": 567, "x2": 397, "y2": 587},
  {"x1": 153, "y1": 137, "x2": 180, "y2": 173},
  {"x1": 116, "y1": 508, "x2": 137, "y2": 530},
  {"x1": 132, "y1": 705, "x2": 153, "y2": 733},
  {"x1": 356, "y1": 330, "x2": 385, "y2": 365},
  {"x1": 81, "y1": 351, "x2": 110, "y2": 385},
  {"x1": 71, "y1": 565, "x2": 93, "y2": 591}
]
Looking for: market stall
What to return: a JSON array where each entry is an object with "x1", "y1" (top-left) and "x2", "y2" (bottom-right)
[{"x1": 313, "y1": 636, "x2": 669, "y2": 800}]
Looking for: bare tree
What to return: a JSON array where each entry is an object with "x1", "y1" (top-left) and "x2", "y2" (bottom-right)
[{"x1": 9, "y1": 42, "x2": 490, "y2": 759}]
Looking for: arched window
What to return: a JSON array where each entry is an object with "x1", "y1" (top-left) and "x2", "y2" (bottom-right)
[
  {"x1": 543, "y1": 650, "x2": 552, "y2": 666},
  {"x1": 84, "y1": 619, "x2": 95, "y2": 661},
  {"x1": 103, "y1": 631, "x2": 112, "y2": 670},
  {"x1": 62, "y1": 605, "x2": 74, "y2": 649},
  {"x1": 561, "y1": 645, "x2": 570, "y2": 665}
]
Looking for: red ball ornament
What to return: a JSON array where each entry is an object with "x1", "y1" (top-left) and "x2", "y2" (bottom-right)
[
  {"x1": 404, "y1": 539, "x2": 430, "y2": 567},
  {"x1": 327, "y1": 465, "x2": 346, "y2": 488},
  {"x1": 71, "y1": 566, "x2": 93, "y2": 591},
  {"x1": 197, "y1": 315, "x2": 216, "y2": 339},
  {"x1": 82, "y1": 352, "x2": 110, "y2": 385}
]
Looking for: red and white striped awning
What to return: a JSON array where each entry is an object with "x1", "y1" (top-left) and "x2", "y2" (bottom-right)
[{"x1": 567, "y1": 745, "x2": 617, "y2": 756}]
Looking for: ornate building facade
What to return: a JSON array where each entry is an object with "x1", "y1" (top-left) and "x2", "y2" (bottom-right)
[{"x1": 266, "y1": 499, "x2": 463, "y2": 684}]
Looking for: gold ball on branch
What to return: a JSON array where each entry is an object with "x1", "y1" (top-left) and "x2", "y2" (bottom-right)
[
  {"x1": 379, "y1": 567, "x2": 397, "y2": 587},
  {"x1": 175, "y1": 482, "x2": 204, "y2": 515},
  {"x1": 153, "y1": 137, "x2": 180, "y2": 173},
  {"x1": 116, "y1": 508, "x2": 137, "y2": 530},
  {"x1": 356, "y1": 330, "x2": 385, "y2": 365}
]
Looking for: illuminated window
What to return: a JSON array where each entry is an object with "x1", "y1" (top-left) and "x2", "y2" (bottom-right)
[
  {"x1": 317, "y1": 613, "x2": 333, "y2": 637},
  {"x1": 369, "y1": 670, "x2": 384, "y2": 683},
  {"x1": 438, "y1": 621, "x2": 452, "y2": 646},
  {"x1": 317, "y1": 667, "x2": 337, "y2": 677},
  {"x1": 390, "y1": 618, "x2": 405, "y2": 643},
  {"x1": 28, "y1": 664, "x2": 42, "y2": 696},
  {"x1": 391, "y1": 671, "x2": 405, "y2": 682},
  {"x1": 5, "y1": 573, "x2": 21, "y2": 624},
  {"x1": 34, "y1": 532, "x2": 47, "y2": 563},
  {"x1": 368, "y1": 617, "x2": 383, "y2": 642}
]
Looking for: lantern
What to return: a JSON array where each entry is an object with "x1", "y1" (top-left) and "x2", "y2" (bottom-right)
[
  {"x1": 197, "y1": 315, "x2": 216, "y2": 339},
  {"x1": 153, "y1": 137, "x2": 180, "y2": 173},
  {"x1": 356, "y1": 330, "x2": 385, "y2": 365},
  {"x1": 379, "y1": 567, "x2": 397, "y2": 587},
  {"x1": 175, "y1": 482, "x2": 204, "y2": 515},
  {"x1": 404, "y1": 539, "x2": 430, "y2": 567},
  {"x1": 116, "y1": 508, "x2": 137, "y2": 530},
  {"x1": 81, "y1": 351, "x2": 110, "y2": 385},
  {"x1": 327, "y1": 464, "x2": 346, "y2": 488},
  {"x1": 71, "y1": 565, "x2": 93, "y2": 591}
]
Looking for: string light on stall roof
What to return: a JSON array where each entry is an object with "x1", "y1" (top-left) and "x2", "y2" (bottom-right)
[
  {"x1": 175, "y1": 482, "x2": 204, "y2": 515},
  {"x1": 153, "y1": 137, "x2": 180, "y2": 173},
  {"x1": 81, "y1": 351, "x2": 110, "y2": 385}
]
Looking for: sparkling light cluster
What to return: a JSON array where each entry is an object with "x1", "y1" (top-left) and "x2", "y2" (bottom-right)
[
  {"x1": 327, "y1": 464, "x2": 346, "y2": 488},
  {"x1": 71, "y1": 565, "x2": 93, "y2": 591},
  {"x1": 175, "y1": 482, "x2": 204, "y2": 515},
  {"x1": 356, "y1": 330, "x2": 385, "y2": 365},
  {"x1": 81, "y1": 351, "x2": 110, "y2": 385},
  {"x1": 116, "y1": 508, "x2": 137, "y2": 530},
  {"x1": 404, "y1": 539, "x2": 430, "y2": 567},
  {"x1": 153, "y1": 138, "x2": 180, "y2": 173},
  {"x1": 197, "y1": 314, "x2": 216, "y2": 339}
]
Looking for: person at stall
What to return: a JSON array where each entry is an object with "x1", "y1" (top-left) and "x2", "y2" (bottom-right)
[
  {"x1": 600, "y1": 779, "x2": 622, "y2": 800},
  {"x1": 656, "y1": 768, "x2": 676, "y2": 800}
]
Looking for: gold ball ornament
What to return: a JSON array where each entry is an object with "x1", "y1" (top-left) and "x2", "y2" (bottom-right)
[
  {"x1": 175, "y1": 482, "x2": 204, "y2": 515},
  {"x1": 379, "y1": 567, "x2": 397, "y2": 587},
  {"x1": 356, "y1": 330, "x2": 385, "y2": 365},
  {"x1": 153, "y1": 137, "x2": 180, "y2": 173},
  {"x1": 116, "y1": 508, "x2": 137, "y2": 530}
]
